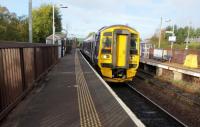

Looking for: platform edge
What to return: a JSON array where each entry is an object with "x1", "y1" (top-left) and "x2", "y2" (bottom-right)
[{"x1": 79, "y1": 50, "x2": 145, "y2": 127}]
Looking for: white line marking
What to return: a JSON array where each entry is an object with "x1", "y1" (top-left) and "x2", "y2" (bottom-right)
[
  {"x1": 140, "y1": 59, "x2": 200, "y2": 77},
  {"x1": 79, "y1": 50, "x2": 146, "y2": 127}
]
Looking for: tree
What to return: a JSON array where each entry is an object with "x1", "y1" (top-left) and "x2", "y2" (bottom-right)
[
  {"x1": 32, "y1": 4, "x2": 62, "y2": 43},
  {"x1": 149, "y1": 24, "x2": 200, "y2": 49},
  {"x1": 0, "y1": 5, "x2": 28, "y2": 42},
  {"x1": 160, "y1": 25, "x2": 200, "y2": 44},
  {"x1": 195, "y1": 28, "x2": 200, "y2": 37}
]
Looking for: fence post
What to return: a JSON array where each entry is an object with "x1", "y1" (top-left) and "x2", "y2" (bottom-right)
[
  {"x1": 0, "y1": 49, "x2": 4, "y2": 112},
  {"x1": 34, "y1": 47, "x2": 37, "y2": 80},
  {"x1": 19, "y1": 48, "x2": 26, "y2": 91}
]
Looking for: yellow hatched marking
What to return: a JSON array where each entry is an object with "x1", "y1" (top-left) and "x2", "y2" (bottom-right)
[{"x1": 75, "y1": 50, "x2": 102, "y2": 127}]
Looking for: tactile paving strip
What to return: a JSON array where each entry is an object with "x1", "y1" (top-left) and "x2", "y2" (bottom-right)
[
  {"x1": 77, "y1": 50, "x2": 140, "y2": 127},
  {"x1": 75, "y1": 51, "x2": 102, "y2": 127}
]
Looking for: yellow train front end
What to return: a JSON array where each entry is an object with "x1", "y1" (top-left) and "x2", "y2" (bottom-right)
[{"x1": 98, "y1": 25, "x2": 140, "y2": 82}]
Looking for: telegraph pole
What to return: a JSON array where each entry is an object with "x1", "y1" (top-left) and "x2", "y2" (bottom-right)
[
  {"x1": 29, "y1": 0, "x2": 32, "y2": 43},
  {"x1": 158, "y1": 17, "x2": 162, "y2": 48}
]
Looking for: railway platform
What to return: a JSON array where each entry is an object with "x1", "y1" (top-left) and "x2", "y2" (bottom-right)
[
  {"x1": 1, "y1": 49, "x2": 144, "y2": 127},
  {"x1": 140, "y1": 57, "x2": 200, "y2": 78}
]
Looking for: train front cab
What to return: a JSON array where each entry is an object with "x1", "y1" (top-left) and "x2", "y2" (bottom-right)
[{"x1": 98, "y1": 26, "x2": 140, "y2": 82}]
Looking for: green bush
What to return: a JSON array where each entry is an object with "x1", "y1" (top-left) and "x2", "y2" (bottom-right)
[{"x1": 188, "y1": 42, "x2": 200, "y2": 49}]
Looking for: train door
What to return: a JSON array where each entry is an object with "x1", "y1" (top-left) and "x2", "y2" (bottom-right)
[{"x1": 116, "y1": 35, "x2": 127, "y2": 67}]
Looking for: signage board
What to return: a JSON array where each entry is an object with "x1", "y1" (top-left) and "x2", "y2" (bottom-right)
[
  {"x1": 165, "y1": 31, "x2": 173, "y2": 34},
  {"x1": 168, "y1": 36, "x2": 176, "y2": 42}
]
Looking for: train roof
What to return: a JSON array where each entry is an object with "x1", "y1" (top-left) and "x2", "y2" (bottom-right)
[
  {"x1": 97, "y1": 24, "x2": 138, "y2": 33},
  {"x1": 83, "y1": 33, "x2": 95, "y2": 42}
]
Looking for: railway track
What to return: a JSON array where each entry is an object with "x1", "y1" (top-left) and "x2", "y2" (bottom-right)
[
  {"x1": 137, "y1": 69, "x2": 200, "y2": 107},
  {"x1": 81, "y1": 51, "x2": 187, "y2": 127},
  {"x1": 110, "y1": 82, "x2": 187, "y2": 127}
]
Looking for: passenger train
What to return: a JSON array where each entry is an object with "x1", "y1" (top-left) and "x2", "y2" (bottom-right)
[{"x1": 80, "y1": 25, "x2": 140, "y2": 82}]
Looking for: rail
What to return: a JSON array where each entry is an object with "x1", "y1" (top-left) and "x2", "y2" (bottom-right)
[{"x1": 0, "y1": 42, "x2": 59, "y2": 121}]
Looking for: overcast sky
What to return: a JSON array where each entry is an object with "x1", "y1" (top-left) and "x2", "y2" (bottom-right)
[{"x1": 1, "y1": 0, "x2": 200, "y2": 39}]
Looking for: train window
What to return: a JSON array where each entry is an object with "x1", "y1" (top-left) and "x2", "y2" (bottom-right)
[
  {"x1": 101, "y1": 37, "x2": 112, "y2": 54},
  {"x1": 95, "y1": 34, "x2": 100, "y2": 56},
  {"x1": 130, "y1": 34, "x2": 136, "y2": 49},
  {"x1": 103, "y1": 37, "x2": 112, "y2": 48},
  {"x1": 103, "y1": 32, "x2": 112, "y2": 36},
  {"x1": 130, "y1": 34, "x2": 137, "y2": 55}
]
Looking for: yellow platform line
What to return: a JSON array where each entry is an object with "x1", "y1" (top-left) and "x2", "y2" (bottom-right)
[
  {"x1": 76, "y1": 54, "x2": 101, "y2": 127},
  {"x1": 80, "y1": 75, "x2": 94, "y2": 127},
  {"x1": 81, "y1": 74, "x2": 100, "y2": 126},
  {"x1": 75, "y1": 50, "x2": 102, "y2": 127},
  {"x1": 77, "y1": 59, "x2": 100, "y2": 127}
]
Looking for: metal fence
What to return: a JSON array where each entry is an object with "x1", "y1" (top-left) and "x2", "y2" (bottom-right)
[
  {"x1": 147, "y1": 48, "x2": 200, "y2": 65},
  {"x1": 0, "y1": 42, "x2": 58, "y2": 121}
]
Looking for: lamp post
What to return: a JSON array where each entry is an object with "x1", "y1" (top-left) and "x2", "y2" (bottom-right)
[
  {"x1": 53, "y1": 4, "x2": 55, "y2": 44},
  {"x1": 165, "y1": 19, "x2": 176, "y2": 62},
  {"x1": 52, "y1": 4, "x2": 68, "y2": 45},
  {"x1": 165, "y1": 19, "x2": 175, "y2": 50},
  {"x1": 158, "y1": 17, "x2": 176, "y2": 49},
  {"x1": 29, "y1": 0, "x2": 32, "y2": 43},
  {"x1": 165, "y1": 19, "x2": 175, "y2": 35}
]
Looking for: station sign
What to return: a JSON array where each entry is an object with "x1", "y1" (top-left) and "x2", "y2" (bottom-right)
[
  {"x1": 168, "y1": 36, "x2": 176, "y2": 42},
  {"x1": 165, "y1": 31, "x2": 173, "y2": 34}
]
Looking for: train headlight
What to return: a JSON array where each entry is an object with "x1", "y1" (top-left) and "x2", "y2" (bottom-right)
[
  {"x1": 103, "y1": 55, "x2": 107, "y2": 59},
  {"x1": 102, "y1": 54, "x2": 110, "y2": 59}
]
